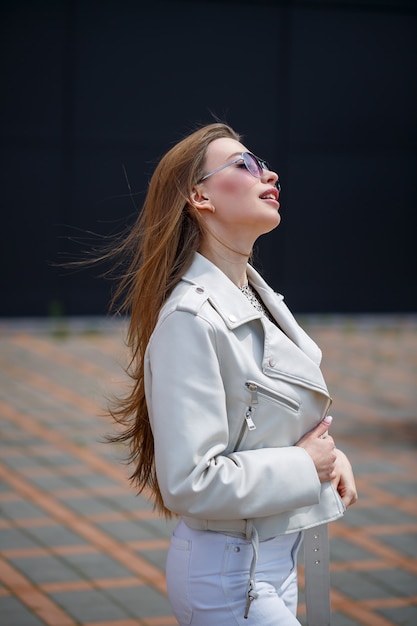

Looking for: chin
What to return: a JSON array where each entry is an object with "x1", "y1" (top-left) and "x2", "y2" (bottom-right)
[
  {"x1": 257, "y1": 216, "x2": 281, "y2": 238},
  {"x1": 266, "y1": 211, "x2": 281, "y2": 232}
]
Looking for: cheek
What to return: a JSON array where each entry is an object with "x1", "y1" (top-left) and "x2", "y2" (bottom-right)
[{"x1": 214, "y1": 175, "x2": 255, "y2": 204}]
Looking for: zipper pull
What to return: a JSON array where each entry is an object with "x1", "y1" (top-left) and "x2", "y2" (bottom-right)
[
  {"x1": 245, "y1": 406, "x2": 256, "y2": 431},
  {"x1": 245, "y1": 382, "x2": 259, "y2": 405}
]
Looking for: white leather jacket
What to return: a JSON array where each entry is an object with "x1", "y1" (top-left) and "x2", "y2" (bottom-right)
[{"x1": 144, "y1": 252, "x2": 345, "y2": 542}]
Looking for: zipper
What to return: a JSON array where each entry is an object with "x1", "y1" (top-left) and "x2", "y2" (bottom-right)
[
  {"x1": 234, "y1": 381, "x2": 300, "y2": 452},
  {"x1": 245, "y1": 381, "x2": 300, "y2": 412},
  {"x1": 244, "y1": 405, "x2": 256, "y2": 430},
  {"x1": 234, "y1": 405, "x2": 257, "y2": 451}
]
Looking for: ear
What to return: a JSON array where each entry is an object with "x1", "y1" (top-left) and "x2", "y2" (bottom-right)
[{"x1": 189, "y1": 185, "x2": 215, "y2": 213}]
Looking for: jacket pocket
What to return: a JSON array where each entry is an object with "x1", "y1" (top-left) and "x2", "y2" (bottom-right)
[
  {"x1": 245, "y1": 381, "x2": 301, "y2": 413},
  {"x1": 233, "y1": 381, "x2": 301, "y2": 451}
]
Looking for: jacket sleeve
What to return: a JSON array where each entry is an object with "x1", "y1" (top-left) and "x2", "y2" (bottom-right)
[{"x1": 144, "y1": 309, "x2": 321, "y2": 520}]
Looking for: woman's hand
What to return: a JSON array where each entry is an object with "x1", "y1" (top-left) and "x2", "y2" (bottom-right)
[
  {"x1": 295, "y1": 416, "x2": 358, "y2": 509},
  {"x1": 295, "y1": 416, "x2": 337, "y2": 484},
  {"x1": 332, "y1": 448, "x2": 358, "y2": 509}
]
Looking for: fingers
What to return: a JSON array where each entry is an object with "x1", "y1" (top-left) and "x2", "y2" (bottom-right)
[
  {"x1": 332, "y1": 449, "x2": 359, "y2": 508},
  {"x1": 342, "y1": 486, "x2": 358, "y2": 508},
  {"x1": 315, "y1": 415, "x2": 333, "y2": 439}
]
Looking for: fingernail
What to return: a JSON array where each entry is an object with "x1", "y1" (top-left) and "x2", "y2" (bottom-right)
[{"x1": 323, "y1": 415, "x2": 333, "y2": 425}]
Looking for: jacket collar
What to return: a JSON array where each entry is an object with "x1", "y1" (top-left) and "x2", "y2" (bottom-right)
[
  {"x1": 181, "y1": 252, "x2": 261, "y2": 325},
  {"x1": 181, "y1": 253, "x2": 322, "y2": 366}
]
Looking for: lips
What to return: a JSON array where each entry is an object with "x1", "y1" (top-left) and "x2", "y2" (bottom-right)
[{"x1": 260, "y1": 187, "x2": 279, "y2": 201}]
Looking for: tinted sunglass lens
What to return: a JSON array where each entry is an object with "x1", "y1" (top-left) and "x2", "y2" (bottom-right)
[{"x1": 243, "y1": 153, "x2": 262, "y2": 177}]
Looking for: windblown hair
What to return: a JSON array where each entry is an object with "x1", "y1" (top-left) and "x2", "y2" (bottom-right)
[{"x1": 108, "y1": 122, "x2": 241, "y2": 515}]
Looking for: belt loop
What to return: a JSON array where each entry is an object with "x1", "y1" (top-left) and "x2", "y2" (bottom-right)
[{"x1": 245, "y1": 519, "x2": 253, "y2": 541}]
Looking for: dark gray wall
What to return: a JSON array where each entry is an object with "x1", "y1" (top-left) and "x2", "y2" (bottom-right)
[{"x1": 1, "y1": 0, "x2": 416, "y2": 316}]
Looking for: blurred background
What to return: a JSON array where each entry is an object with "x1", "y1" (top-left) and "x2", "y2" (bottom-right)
[{"x1": 1, "y1": 0, "x2": 416, "y2": 318}]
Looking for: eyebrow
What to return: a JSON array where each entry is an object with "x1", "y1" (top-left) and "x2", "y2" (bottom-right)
[{"x1": 226, "y1": 151, "x2": 244, "y2": 160}]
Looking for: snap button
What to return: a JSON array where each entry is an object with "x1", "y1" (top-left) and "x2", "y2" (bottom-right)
[
  {"x1": 229, "y1": 315, "x2": 237, "y2": 323},
  {"x1": 268, "y1": 358, "x2": 276, "y2": 367},
  {"x1": 234, "y1": 546, "x2": 240, "y2": 552},
  {"x1": 195, "y1": 287, "x2": 204, "y2": 293}
]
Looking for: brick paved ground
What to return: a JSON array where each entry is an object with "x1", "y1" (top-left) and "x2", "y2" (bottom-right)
[{"x1": 0, "y1": 315, "x2": 416, "y2": 626}]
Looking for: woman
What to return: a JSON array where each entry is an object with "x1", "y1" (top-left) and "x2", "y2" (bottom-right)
[{"x1": 108, "y1": 122, "x2": 357, "y2": 625}]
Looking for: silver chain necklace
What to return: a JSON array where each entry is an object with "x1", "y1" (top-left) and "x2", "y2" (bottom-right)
[{"x1": 239, "y1": 284, "x2": 276, "y2": 324}]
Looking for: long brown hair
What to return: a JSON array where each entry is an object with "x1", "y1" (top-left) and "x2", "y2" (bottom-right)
[{"x1": 108, "y1": 122, "x2": 240, "y2": 515}]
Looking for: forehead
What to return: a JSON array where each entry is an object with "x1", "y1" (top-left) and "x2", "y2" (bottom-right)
[{"x1": 205, "y1": 137, "x2": 248, "y2": 165}]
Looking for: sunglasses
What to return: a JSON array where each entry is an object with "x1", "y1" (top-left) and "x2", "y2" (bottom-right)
[{"x1": 199, "y1": 151, "x2": 281, "y2": 190}]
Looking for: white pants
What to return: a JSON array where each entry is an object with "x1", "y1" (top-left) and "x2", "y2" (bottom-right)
[{"x1": 166, "y1": 519, "x2": 303, "y2": 626}]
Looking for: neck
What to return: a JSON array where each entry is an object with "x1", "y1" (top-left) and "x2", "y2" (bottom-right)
[{"x1": 199, "y1": 235, "x2": 250, "y2": 288}]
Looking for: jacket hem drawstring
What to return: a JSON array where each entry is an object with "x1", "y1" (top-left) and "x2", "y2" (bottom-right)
[{"x1": 244, "y1": 521, "x2": 259, "y2": 618}]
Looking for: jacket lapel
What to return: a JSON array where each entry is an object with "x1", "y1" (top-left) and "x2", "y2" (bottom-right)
[
  {"x1": 182, "y1": 254, "x2": 328, "y2": 396},
  {"x1": 247, "y1": 265, "x2": 323, "y2": 365}
]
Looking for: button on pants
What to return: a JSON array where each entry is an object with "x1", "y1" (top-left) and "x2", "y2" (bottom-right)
[{"x1": 166, "y1": 519, "x2": 303, "y2": 626}]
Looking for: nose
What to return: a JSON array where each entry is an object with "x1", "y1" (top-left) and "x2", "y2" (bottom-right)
[{"x1": 261, "y1": 167, "x2": 279, "y2": 186}]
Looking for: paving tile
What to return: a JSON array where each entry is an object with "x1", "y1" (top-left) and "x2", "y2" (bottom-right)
[
  {"x1": 59, "y1": 496, "x2": 119, "y2": 517},
  {"x1": 376, "y1": 532, "x2": 417, "y2": 558},
  {"x1": 331, "y1": 569, "x2": 393, "y2": 601},
  {"x1": 0, "y1": 499, "x2": 49, "y2": 521},
  {"x1": 19, "y1": 474, "x2": 80, "y2": 492},
  {"x1": 94, "y1": 519, "x2": 161, "y2": 543},
  {"x1": 341, "y1": 458, "x2": 405, "y2": 475},
  {"x1": 48, "y1": 588, "x2": 132, "y2": 622},
  {"x1": 326, "y1": 613, "x2": 365, "y2": 626},
  {"x1": 370, "y1": 567, "x2": 417, "y2": 597},
  {"x1": 7, "y1": 554, "x2": 85, "y2": 585},
  {"x1": 330, "y1": 537, "x2": 376, "y2": 562},
  {"x1": 62, "y1": 473, "x2": 120, "y2": 490},
  {"x1": 379, "y1": 606, "x2": 417, "y2": 624},
  {"x1": 0, "y1": 527, "x2": 43, "y2": 551},
  {"x1": 96, "y1": 491, "x2": 155, "y2": 513},
  {"x1": 62, "y1": 551, "x2": 136, "y2": 580},
  {"x1": 0, "y1": 596, "x2": 45, "y2": 626},
  {"x1": 1, "y1": 316, "x2": 417, "y2": 626},
  {"x1": 377, "y1": 480, "x2": 417, "y2": 498},
  {"x1": 24, "y1": 524, "x2": 89, "y2": 548},
  {"x1": 105, "y1": 584, "x2": 173, "y2": 618},
  {"x1": 341, "y1": 506, "x2": 417, "y2": 528}
]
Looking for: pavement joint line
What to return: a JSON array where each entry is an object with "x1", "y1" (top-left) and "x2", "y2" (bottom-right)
[
  {"x1": 83, "y1": 618, "x2": 178, "y2": 626},
  {"x1": 126, "y1": 540, "x2": 170, "y2": 551},
  {"x1": 0, "y1": 400, "x2": 150, "y2": 494},
  {"x1": 364, "y1": 524, "x2": 417, "y2": 535},
  {"x1": 30, "y1": 486, "x2": 130, "y2": 499},
  {"x1": 2, "y1": 545, "x2": 98, "y2": 558},
  {"x1": 84, "y1": 619, "x2": 142, "y2": 626},
  {"x1": 0, "y1": 555, "x2": 78, "y2": 626},
  {"x1": 40, "y1": 577, "x2": 145, "y2": 593},
  {"x1": 11, "y1": 332, "x2": 127, "y2": 379},
  {"x1": 330, "y1": 559, "x2": 401, "y2": 572},
  {"x1": 0, "y1": 517, "x2": 65, "y2": 529},
  {"x1": 0, "y1": 462, "x2": 168, "y2": 594},
  {"x1": 328, "y1": 587, "x2": 399, "y2": 626},
  {"x1": 354, "y1": 479, "x2": 417, "y2": 516},
  {"x1": 363, "y1": 596, "x2": 417, "y2": 609},
  {"x1": 0, "y1": 356, "x2": 100, "y2": 416},
  {"x1": 331, "y1": 523, "x2": 417, "y2": 575},
  {"x1": 86, "y1": 511, "x2": 160, "y2": 522},
  {"x1": 139, "y1": 617, "x2": 178, "y2": 626}
]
